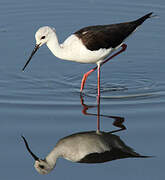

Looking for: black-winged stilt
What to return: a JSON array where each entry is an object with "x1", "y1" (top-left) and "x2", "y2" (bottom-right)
[
  {"x1": 22, "y1": 132, "x2": 149, "y2": 174},
  {"x1": 22, "y1": 12, "x2": 154, "y2": 100}
]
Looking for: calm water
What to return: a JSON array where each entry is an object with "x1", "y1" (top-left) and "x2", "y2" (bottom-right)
[{"x1": 0, "y1": 0, "x2": 165, "y2": 179}]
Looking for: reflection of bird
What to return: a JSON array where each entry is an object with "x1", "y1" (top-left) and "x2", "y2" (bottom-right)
[
  {"x1": 22, "y1": 131, "x2": 149, "y2": 175},
  {"x1": 22, "y1": 13, "x2": 154, "y2": 98}
]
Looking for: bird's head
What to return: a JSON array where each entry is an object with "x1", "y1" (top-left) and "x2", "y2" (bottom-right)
[
  {"x1": 22, "y1": 26, "x2": 55, "y2": 71},
  {"x1": 34, "y1": 159, "x2": 54, "y2": 175},
  {"x1": 22, "y1": 136, "x2": 54, "y2": 175},
  {"x1": 35, "y1": 26, "x2": 55, "y2": 47}
]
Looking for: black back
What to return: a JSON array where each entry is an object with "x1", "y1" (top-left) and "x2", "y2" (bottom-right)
[{"x1": 75, "y1": 12, "x2": 153, "y2": 51}]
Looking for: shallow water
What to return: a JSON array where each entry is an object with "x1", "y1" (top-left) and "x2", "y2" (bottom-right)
[{"x1": 0, "y1": 0, "x2": 165, "y2": 179}]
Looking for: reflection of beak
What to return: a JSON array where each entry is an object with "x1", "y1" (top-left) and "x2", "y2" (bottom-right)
[
  {"x1": 22, "y1": 44, "x2": 40, "y2": 71},
  {"x1": 22, "y1": 136, "x2": 39, "y2": 161}
]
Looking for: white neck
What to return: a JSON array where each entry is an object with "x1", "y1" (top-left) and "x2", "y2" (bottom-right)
[
  {"x1": 46, "y1": 32, "x2": 64, "y2": 60},
  {"x1": 45, "y1": 147, "x2": 61, "y2": 168}
]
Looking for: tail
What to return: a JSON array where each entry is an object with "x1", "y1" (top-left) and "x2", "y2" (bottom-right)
[
  {"x1": 125, "y1": 146, "x2": 154, "y2": 158},
  {"x1": 126, "y1": 150, "x2": 154, "y2": 159},
  {"x1": 133, "y1": 154, "x2": 153, "y2": 158},
  {"x1": 134, "y1": 12, "x2": 155, "y2": 26}
]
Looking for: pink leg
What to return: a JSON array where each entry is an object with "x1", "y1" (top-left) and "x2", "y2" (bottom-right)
[
  {"x1": 97, "y1": 64, "x2": 101, "y2": 131},
  {"x1": 97, "y1": 64, "x2": 101, "y2": 99},
  {"x1": 80, "y1": 66, "x2": 97, "y2": 92},
  {"x1": 80, "y1": 43, "x2": 127, "y2": 92},
  {"x1": 101, "y1": 44, "x2": 127, "y2": 66},
  {"x1": 97, "y1": 98, "x2": 100, "y2": 132}
]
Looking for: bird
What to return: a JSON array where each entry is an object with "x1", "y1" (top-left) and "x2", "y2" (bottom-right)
[
  {"x1": 22, "y1": 131, "x2": 150, "y2": 175},
  {"x1": 22, "y1": 12, "x2": 154, "y2": 100}
]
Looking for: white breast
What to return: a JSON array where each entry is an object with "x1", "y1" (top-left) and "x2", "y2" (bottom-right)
[{"x1": 60, "y1": 35, "x2": 113, "y2": 64}]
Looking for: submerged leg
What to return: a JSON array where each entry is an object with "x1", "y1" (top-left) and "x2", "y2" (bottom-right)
[{"x1": 80, "y1": 43, "x2": 127, "y2": 92}]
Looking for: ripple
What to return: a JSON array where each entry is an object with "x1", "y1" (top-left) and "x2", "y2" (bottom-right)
[
  {"x1": 1, "y1": 68, "x2": 165, "y2": 103},
  {"x1": 78, "y1": 75, "x2": 165, "y2": 101},
  {"x1": 49, "y1": 70, "x2": 165, "y2": 102}
]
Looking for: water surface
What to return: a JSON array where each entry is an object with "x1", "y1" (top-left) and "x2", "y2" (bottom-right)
[{"x1": 0, "y1": 0, "x2": 165, "y2": 180}]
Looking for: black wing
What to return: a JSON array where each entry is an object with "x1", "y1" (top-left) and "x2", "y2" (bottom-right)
[
  {"x1": 78, "y1": 149, "x2": 148, "y2": 163},
  {"x1": 74, "y1": 12, "x2": 153, "y2": 51}
]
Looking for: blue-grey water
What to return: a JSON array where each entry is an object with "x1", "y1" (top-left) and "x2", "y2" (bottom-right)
[{"x1": 0, "y1": 0, "x2": 165, "y2": 179}]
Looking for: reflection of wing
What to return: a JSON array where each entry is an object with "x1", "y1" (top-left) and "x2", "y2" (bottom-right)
[
  {"x1": 74, "y1": 12, "x2": 153, "y2": 51},
  {"x1": 79, "y1": 149, "x2": 141, "y2": 163}
]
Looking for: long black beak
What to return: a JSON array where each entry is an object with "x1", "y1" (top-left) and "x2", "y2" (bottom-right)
[
  {"x1": 21, "y1": 135, "x2": 39, "y2": 161},
  {"x1": 22, "y1": 44, "x2": 40, "y2": 71}
]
